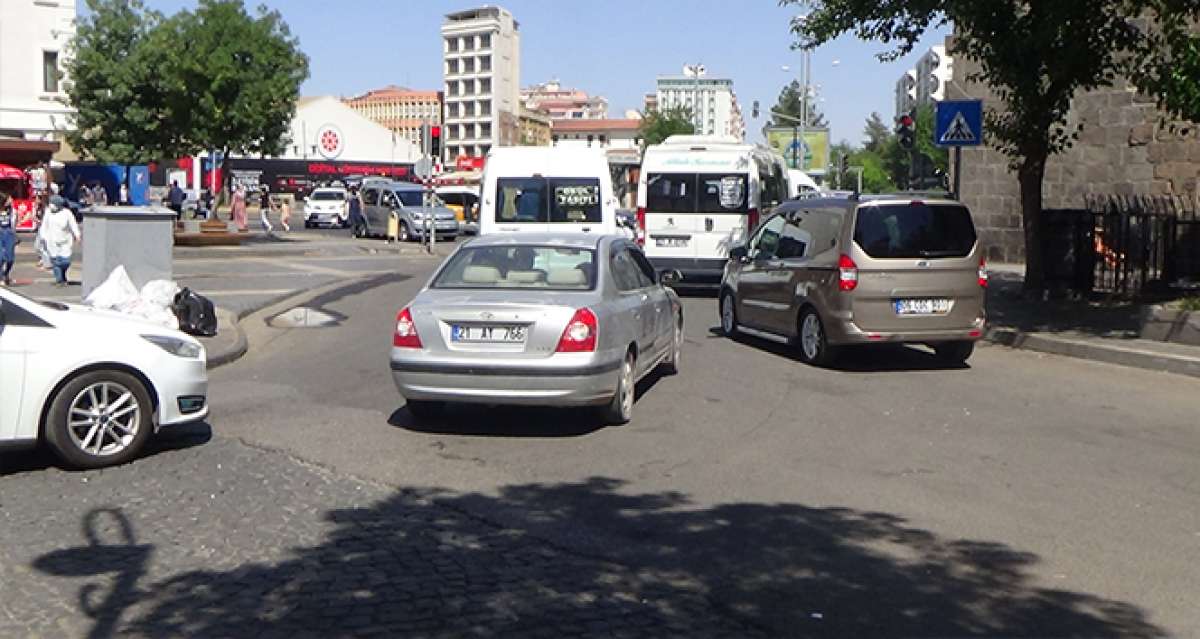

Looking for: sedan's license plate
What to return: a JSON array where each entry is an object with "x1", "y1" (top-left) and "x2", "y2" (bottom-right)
[
  {"x1": 894, "y1": 298, "x2": 952, "y2": 315},
  {"x1": 655, "y1": 237, "x2": 688, "y2": 248},
  {"x1": 451, "y1": 324, "x2": 527, "y2": 343}
]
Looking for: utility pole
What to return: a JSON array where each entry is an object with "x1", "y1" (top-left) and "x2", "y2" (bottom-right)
[{"x1": 799, "y1": 48, "x2": 809, "y2": 171}]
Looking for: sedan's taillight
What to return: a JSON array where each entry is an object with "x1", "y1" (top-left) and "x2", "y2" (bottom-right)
[
  {"x1": 555, "y1": 308, "x2": 597, "y2": 353},
  {"x1": 838, "y1": 254, "x2": 858, "y2": 291},
  {"x1": 393, "y1": 307, "x2": 422, "y2": 348},
  {"x1": 978, "y1": 256, "x2": 989, "y2": 288},
  {"x1": 747, "y1": 208, "x2": 760, "y2": 233}
]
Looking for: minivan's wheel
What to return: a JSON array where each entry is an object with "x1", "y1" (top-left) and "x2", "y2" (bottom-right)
[
  {"x1": 398, "y1": 222, "x2": 411, "y2": 242},
  {"x1": 797, "y1": 307, "x2": 838, "y2": 367},
  {"x1": 44, "y1": 370, "x2": 154, "y2": 469},
  {"x1": 719, "y1": 291, "x2": 739, "y2": 337},
  {"x1": 602, "y1": 351, "x2": 636, "y2": 425},
  {"x1": 934, "y1": 340, "x2": 975, "y2": 365},
  {"x1": 660, "y1": 313, "x2": 683, "y2": 375},
  {"x1": 406, "y1": 399, "x2": 444, "y2": 420}
]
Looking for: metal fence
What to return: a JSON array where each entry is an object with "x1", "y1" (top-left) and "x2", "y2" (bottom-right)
[{"x1": 1041, "y1": 195, "x2": 1200, "y2": 297}]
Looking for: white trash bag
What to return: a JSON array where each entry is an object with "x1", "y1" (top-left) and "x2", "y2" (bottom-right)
[
  {"x1": 84, "y1": 267, "x2": 181, "y2": 329},
  {"x1": 84, "y1": 265, "x2": 140, "y2": 312}
]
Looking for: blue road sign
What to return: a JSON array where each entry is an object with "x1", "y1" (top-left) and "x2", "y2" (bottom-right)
[{"x1": 935, "y1": 100, "x2": 983, "y2": 147}]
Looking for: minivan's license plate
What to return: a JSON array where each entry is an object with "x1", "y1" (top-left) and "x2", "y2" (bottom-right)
[
  {"x1": 451, "y1": 325, "x2": 527, "y2": 343},
  {"x1": 894, "y1": 298, "x2": 952, "y2": 315},
  {"x1": 655, "y1": 237, "x2": 688, "y2": 248}
]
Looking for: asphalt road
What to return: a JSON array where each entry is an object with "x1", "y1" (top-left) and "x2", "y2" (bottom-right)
[{"x1": 202, "y1": 257, "x2": 1198, "y2": 637}]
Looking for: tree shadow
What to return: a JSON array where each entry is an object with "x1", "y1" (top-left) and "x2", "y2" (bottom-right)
[
  {"x1": 0, "y1": 422, "x2": 212, "y2": 476},
  {"x1": 986, "y1": 270, "x2": 1145, "y2": 338},
  {"x1": 706, "y1": 327, "x2": 972, "y2": 372},
  {"x1": 35, "y1": 478, "x2": 1164, "y2": 638}
]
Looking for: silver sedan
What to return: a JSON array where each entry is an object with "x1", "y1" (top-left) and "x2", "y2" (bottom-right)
[{"x1": 390, "y1": 233, "x2": 682, "y2": 424}]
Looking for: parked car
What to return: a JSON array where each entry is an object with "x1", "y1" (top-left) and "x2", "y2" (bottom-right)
[
  {"x1": 0, "y1": 287, "x2": 209, "y2": 468},
  {"x1": 390, "y1": 233, "x2": 682, "y2": 424},
  {"x1": 719, "y1": 195, "x2": 987, "y2": 366},
  {"x1": 356, "y1": 179, "x2": 459, "y2": 241},
  {"x1": 435, "y1": 185, "x2": 480, "y2": 234},
  {"x1": 304, "y1": 187, "x2": 349, "y2": 228}
]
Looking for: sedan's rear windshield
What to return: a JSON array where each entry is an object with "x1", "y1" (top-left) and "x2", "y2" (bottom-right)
[
  {"x1": 310, "y1": 191, "x2": 345, "y2": 201},
  {"x1": 434, "y1": 245, "x2": 597, "y2": 290},
  {"x1": 496, "y1": 177, "x2": 603, "y2": 223},
  {"x1": 853, "y1": 203, "x2": 977, "y2": 258},
  {"x1": 646, "y1": 173, "x2": 748, "y2": 213}
]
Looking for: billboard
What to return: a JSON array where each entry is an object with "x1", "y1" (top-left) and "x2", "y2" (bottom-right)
[{"x1": 765, "y1": 127, "x2": 830, "y2": 175}]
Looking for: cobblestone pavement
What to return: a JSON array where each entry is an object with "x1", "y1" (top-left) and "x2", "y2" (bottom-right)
[{"x1": 0, "y1": 429, "x2": 760, "y2": 639}]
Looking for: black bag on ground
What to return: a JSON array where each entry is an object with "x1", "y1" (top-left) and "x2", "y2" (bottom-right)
[{"x1": 172, "y1": 288, "x2": 218, "y2": 337}]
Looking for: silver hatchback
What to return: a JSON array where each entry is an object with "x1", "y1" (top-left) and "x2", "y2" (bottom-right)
[{"x1": 390, "y1": 234, "x2": 683, "y2": 424}]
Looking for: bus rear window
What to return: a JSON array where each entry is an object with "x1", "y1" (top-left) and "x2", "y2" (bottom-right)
[{"x1": 853, "y1": 204, "x2": 977, "y2": 258}]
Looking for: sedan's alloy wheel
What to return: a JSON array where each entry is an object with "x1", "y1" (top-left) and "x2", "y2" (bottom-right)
[{"x1": 67, "y1": 381, "x2": 141, "y2": 457}]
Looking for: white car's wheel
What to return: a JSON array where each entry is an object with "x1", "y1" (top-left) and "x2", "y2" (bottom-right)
[
  {"x1": 660, "y1": 313, "x2": 682, "y2": 375},
  {"x1": 601, "y1": 351, "x2": 636, "y2": 425},
  {"x1": 44, "y1": 370, "x2": 154, "y2": 469}
]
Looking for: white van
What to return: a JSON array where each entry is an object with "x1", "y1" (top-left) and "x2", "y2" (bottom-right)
[
  {"x1": 637, "y1": 135, "x2": 790, "y2": 287},
  {"x1": 479, "y1": 147, "x2": 619, "y2": 236}
]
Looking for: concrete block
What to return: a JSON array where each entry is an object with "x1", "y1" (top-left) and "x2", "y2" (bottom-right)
[{"x1": 82, "y1": 206, "x2": 175, "y2": 298}]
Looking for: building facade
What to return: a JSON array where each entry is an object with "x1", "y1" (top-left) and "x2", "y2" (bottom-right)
[
  {"x1": 655, "y1": 67, "x2": 745, "y2": 141},
  {"x1": 343, "y1": 86, "x2": 442, "y2": 148},
  {"x1": 521, "y1": 80, "x2": 608, "y2": 120},
  {"x1": 551, "y1": 118, "x2": 643, "y2": 206},
  {"x1": 441, "y1": 6, "x2": 521, "y2": 161},
  {"x1": 894, "y1": 46, "x2": 953, "y2": 120},
  {"x1": 894, "y1": 70, "x2": 916, "y2": 121},
  {"x1": 518, "y1": 107, "x2": 551, "y2": 146},
  {"x1": 0, "y1": 0, "x2": 75, "y2": 164}
]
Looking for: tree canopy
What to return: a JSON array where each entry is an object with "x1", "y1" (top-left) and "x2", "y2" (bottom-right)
[
  {"x1": 771, "y1": 79, "x2": 827, "y2": 129},
  {"x1": 784, "y1": 0, "x2": 1200, "y2": 290},
  {"x1": 639, "y1": 107, "x2": 696, "y2": 148},
  {"x1": 65, "y1": 0, "x2": 308, "y2": 164}
]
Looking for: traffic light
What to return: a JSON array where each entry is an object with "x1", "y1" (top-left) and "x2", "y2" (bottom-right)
[
  {"x1": 896, "y1": 112, "x2": 915, "y2": 150},
  {"x1": 839, "y1": 154, "x2": 850, "y2": 175},
  {"x1": 430, "y1": 125, "x2": 442, "y2": 159}
]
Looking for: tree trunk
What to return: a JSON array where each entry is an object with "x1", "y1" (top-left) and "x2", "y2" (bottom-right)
[{"x1": 1018, "y1": 155, "x2": 1047, "y2": 292}]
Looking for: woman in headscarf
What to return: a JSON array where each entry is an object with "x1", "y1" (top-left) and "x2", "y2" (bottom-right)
[
  {"x1": 42, "y1": 195, "x2": 81, "y2": 287},
  {"x1": 231, "y1": 185, "x2": 248, "y2": 231},
  {"x1": 0, "y1": 193, "x2": 16, "y2": 286}
]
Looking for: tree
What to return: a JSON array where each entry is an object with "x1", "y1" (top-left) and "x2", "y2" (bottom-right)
[
  {"x1": 771, "y1": 80, "x2": 827, "y2": 128},
  {"x1": 638, "y1": 107, "x2": 695, "y2": 148},
  {"x1": 64, "y1": 0, "x2": 307, "y2": 165},
  {"x1": 863, "y1": 112, "x2": 891, "y2": 152},
  {"x1": 784, "y1": 0, "x2": 1200, "y2": 292}
]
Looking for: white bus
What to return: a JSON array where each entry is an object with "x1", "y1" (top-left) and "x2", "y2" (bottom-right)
[
  {"x1": 478, "y1": 147, "x2": 619, "y2": 236},
  {"x1": 636, "y1": 135, "x2": 790, "y2": 287}
]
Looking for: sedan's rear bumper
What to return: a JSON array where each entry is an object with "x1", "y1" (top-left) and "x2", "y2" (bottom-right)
[{"x1": 390, "y1": 359, "x2": 619, "y2": 406}]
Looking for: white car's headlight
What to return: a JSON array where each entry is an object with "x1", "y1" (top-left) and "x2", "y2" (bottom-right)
[{"x1": 142, "y1": 334, "x2": 203, "y2": 359}]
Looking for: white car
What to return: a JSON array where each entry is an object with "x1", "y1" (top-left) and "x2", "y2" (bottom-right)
[
  {"x1": 303, "y1": 187, "x2": 349, "y2": 228},
  {"x1": 0, "y1": 288, "x2": 209, "y2": 468}
]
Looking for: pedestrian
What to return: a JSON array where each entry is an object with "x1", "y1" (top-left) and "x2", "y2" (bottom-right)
[
  {"x1": 0, "y1": 194, "x2": 16, "y2": 286},
  {"x1": 167, "y1": 180, "x2": 185, "y2": 219},
  {"x1": 119, "y1": 181, "x2": 130, "y2": 206},
  {"x1": 259, "y1": 187, "x2": 274, "y2": 235},
  {"x1": 200, "y1": 188, "x2": 214, "y2": 220},
  {"x1": 346, "y1": 186, "x2": 364, "y2": 234},
  {"x1": 231, "y1": 185, "x2": 248, "y2": 231},
  {"x1": 42, "y1": 195, "x2": 81, "y2": 287},
  {"x1": 278, "y1": 195, "x2": 292, "y2": 232},
  {"x1": 35, "y1": 204, "x2": 51, "y2": 270}
]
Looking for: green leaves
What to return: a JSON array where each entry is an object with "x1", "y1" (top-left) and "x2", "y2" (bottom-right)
[
  {"x1": 772, "y1": 80, "x2": 828, "y2": 128},
  {"x1": 64, "y1": 0, "x2": 308, "y2": 164},
  {"x1": 638, "y1": 107, "x2": 696, "y2": 148}
]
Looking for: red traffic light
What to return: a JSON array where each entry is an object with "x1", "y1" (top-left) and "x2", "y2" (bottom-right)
[
  {"x1": 898, "y1": 114, "x2": 914, "y2": 128},
  {"x1": 430, "y1": 125, "x2": 441, "y2": 138}
]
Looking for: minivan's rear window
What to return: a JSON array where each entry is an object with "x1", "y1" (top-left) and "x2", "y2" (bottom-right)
[
  {"x1": 853, "y1": 204, "x2": 977, "y2": 258},
  {"x1": 496, "y1": 177, "x2": 602, "y2": 223},
  {"x1": 646, "y1": 173, "x2": 748, "y2": 213}
]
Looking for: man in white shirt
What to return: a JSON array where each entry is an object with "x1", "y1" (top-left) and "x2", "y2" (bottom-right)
[{"x1": 43, "y1": 196, "x2": 81, "y2": 286}]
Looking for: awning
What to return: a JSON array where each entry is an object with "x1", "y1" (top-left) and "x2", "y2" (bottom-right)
[{"x1": 0, "y1": 138, "x2": 60, "y2": 167}]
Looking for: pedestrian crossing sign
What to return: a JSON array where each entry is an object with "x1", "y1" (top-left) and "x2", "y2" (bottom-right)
[{"x1": 935, "y1": 100, "x2": 983, "y2": 147}]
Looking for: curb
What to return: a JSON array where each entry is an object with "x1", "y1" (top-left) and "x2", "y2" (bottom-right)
[
  {"x1": 987, "y1": 327, "x2": 1200, "y2": 379},
  {"x1": 206, "y1": 308, "x2": 248, "y2": 369}
]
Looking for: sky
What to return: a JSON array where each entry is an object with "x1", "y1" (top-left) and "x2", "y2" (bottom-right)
[{"x1": 87, "y1": 0, "x2": 951, "y2": 146}]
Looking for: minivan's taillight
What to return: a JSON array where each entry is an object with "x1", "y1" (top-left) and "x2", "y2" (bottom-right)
[
  {"x1": 838, "y1": 254, "x2": 858, "y2": 291},
  {"x1": 978, "y1": 257, "x2": 989, "y2": 288},
  {"x1": 747, "y1": 208, "x2": 760, "y2": 233},
  {"x1": 555, "y1": 308, "x2": 597, "y2": 353},
  {"x1": 635, "y1": 207, "x2": 646, "y2": 246},
  {"x1": 393, "y1": 307, "x2": 422, "y2": 348}
]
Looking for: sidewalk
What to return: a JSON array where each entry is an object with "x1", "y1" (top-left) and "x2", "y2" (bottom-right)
[{"x1": 986, "y1": 264, "x2": 1200, "y2": 378}]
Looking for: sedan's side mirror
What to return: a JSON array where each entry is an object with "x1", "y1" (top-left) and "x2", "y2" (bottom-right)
[{"x1": 728, "y1": 245, "x2": 748, "y2": 261}]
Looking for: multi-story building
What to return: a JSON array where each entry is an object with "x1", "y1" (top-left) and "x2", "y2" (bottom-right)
[
  {"x1": 441, "y1": 6, "x2": 520, "y2": 161},
  {"x1": 550, "y1": 118, "x2": 644, "y2": 207},
  {"x1": 655, "y1": 67, "x2": 745, "y2": 141},
  {"x1": 518, "y1": 107, "x2": 552, "y2": 146},
  {"x1": 894, "y1": 46, "x2": 953, "y2": 119},
  {"x1": 343, "y1": 86, "x2": 442, "y2": 148},
  {"x1": 0, "y1": 0, "x2": 75, "y2": 165},
  {"x1": 521, "y1": 80, "x2": 608, "y2": 120},
  {"x1": 643, "y1": 93, "x2": 658, "y2": 113},
  {"x1": 894, "y1": 70, "x2": 917, "y2": 121}
]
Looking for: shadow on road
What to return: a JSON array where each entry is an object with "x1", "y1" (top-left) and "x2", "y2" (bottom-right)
[
  {"x1": 35, "y1": 478, "x2": 1163, "y2": 638},
  {"x1": 706, "y1": 326, "x2": 972, "y2": 373},
  {"x1": 0, "y1": 422, "x2": 212, "y2": 477}
]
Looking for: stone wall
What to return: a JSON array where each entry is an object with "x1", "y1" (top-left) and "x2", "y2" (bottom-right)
[{"x1": 948, "y1": 41, "x2": 1200, "y2": 264}]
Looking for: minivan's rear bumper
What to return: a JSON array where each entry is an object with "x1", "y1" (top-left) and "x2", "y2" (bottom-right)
[
  {"x1": 825, "y1": 311, "x2": 987, "y2": 345},
  {"x1": 648, "y1": 257, "x2": 726, "y2": 287}
]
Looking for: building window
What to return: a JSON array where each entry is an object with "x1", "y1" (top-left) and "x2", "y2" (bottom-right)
[
  {"x1": 464, "y1": 102, "x2": 475, "y2": 117},
  {"x1": 446, "y1": 59, "x2": 459, "y2": 75},
  {"x1": 479, "y1": 78, "x2": 491, "y2": 94},
  {"x1": 479, "y1": 55, "x2": 491, "y2": 73},
  {"x1": 480, "y1": 33, "x2": 491, "y2": 48},
  {"x1": 463, "y1": 58, "x2": 475, "y2": 74},
  {"x1": 480, "y1": 100, "x2": 491, "y2": 116},
  {"x1": 447, "y1": 81, "x2": 458, "y2": 97},
  {"x1": 480, "y1": 123, "x2": 491, "y2": 139},
  {"x1": 586, "y1": 135, "x2": 594, "y2": 147},
  {"x1": 462, "y1": 36, "x2": 474, "y2": 51},
  {"x1": 599, "y1": 134, "x2": 607, "y2": 146},
  {"x1": 42, "y1": 51, "x2": 60, "y2": 93},
  {"x1": 448, "y1": 102, "x2": 459, "y2": 118}
]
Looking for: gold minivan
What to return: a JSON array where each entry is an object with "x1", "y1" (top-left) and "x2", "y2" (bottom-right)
[{"x1": 719, "y1": 195, "x2": 987, "y2": 366}]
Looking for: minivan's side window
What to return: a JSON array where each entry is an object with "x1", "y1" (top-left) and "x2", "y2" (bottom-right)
[
  {"x1": 751, "y1": 215, "x2": 786, "y2": 259},
  {"x1": 362, "y1": 189, "x2": 379, "y2": 206},
  {"x1": 380, "y1": 191, "x2": 398, "y2": 208},
  {"x1": 776, "y1": 217, "x2": 811, "y2": 259}
]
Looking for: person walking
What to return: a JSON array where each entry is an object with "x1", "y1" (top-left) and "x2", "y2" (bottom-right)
[
  {"x1": 278, "y1": 195, "x2": 292, "y2": 232},
  {"x1": 259, "y1": 187, "x2": 274, "y2": 235},
  {"x1": 346, "y1": 186, "x2": 364, "y2": 235},
  {"x1": 0, "y1": 194, "x2": 17, "y2": 286},
  {"x1": 35, "y1": 204, "x2": 51, "y2": 270},
  {"x1": 42, "y1": 195, "x2": 81, "y2": 287},
  {"x1": 231, "y1": 185, "x2": 248, "y2": 231},
  {"x1": 167, "y1": 180, "x2": 185, "y2": 219},
  {"x1": 119, "y1": 181, "x2": 130, "y2": 206}
]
